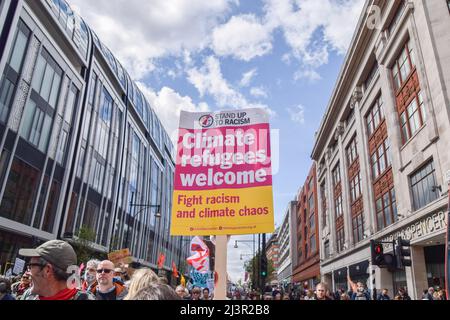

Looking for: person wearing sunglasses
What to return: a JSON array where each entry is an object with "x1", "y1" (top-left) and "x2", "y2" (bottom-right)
[
  {"x1": 19, "y1": 240, "x2": 95, "y2": 300},
  {"x1": 90, "y1": 260, "x2": 128, "y2": 300}
]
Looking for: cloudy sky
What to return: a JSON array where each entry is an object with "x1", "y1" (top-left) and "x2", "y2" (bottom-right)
[{"x1": 69, "y1": 0, "x2": 365, "y2": 283}]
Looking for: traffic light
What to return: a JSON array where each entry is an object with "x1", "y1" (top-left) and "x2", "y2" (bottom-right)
[
  {"x1": 370, "y1": 240, "x2": 395, "y2": 269},
  {"x1": 260, "y1": 255, "x2": 267, "y2": 278},
  {"x1": 395, "y1": 237, "x2": 412, "y2": 270}
]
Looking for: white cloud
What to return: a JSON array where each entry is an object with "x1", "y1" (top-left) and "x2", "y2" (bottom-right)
[
  {"x1": 287, "y1": 105, "x2": 305, "y2": 124},
  {"x1": 250, "y1": 87, "x2": 268, "y2": 99},
  {"x1": 212, "y1": 14, "x2": 273, "y2": 61},
  {"x1": 70, "y1": 0, "x2": 237, "y2": 79},
  {"x1": 187, "y1": 56, "x2": 274, "y2": 115},
  {"x1": 239, "y1": 68, "x2": 258, "y2": 87},
  {"x1": 294, "y1": 69, "x2": 322, "y2": 82},
  {"x1": 137, "y1": 82, "x2": 210, "y2": 144},
  {"x1": 264, "y1": 0, "x2": 364, "y2": 69}
]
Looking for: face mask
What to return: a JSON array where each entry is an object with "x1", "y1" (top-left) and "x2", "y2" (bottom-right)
[{"x1": 85, "y1": 273, "x2": 96, "y2": 283}]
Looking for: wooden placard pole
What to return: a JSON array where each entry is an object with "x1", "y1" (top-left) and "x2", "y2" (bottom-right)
[{"x1": 214, "y1": 235, "x2": 228, "y2": 300}]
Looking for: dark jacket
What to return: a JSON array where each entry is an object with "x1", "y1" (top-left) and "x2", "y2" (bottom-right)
[
  {"x1": 351, "y1": 291, "x2": 371, "y2": 300},
  {"x1": 377, "y1": 294, "x2": 390, "y2": 300},
  {"x1": 91, "y1": 282, "x2": 128, "y2": 300}
]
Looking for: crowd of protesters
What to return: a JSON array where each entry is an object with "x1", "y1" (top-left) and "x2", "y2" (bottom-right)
[{"x1": 0, "y1": 240, "x2": 447, "y2": 301}]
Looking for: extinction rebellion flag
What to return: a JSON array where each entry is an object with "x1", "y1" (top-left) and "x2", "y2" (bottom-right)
[{"x1": 170, "y1": 109, "x2": 275, "y2": 236}]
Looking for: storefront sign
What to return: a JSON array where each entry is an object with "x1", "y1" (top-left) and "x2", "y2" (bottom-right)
[
  {"x1": 170, "y1": 109, "x2": 275, "y2": 236},
  {"x1": 381, "y1": 211, "x2": 447, "y2": 247}
]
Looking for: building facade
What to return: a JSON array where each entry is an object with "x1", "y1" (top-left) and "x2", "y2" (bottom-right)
[
  {"x1": 265, "y1": 229, "x2": 279, "y2": 282},
  {"x1": 276, "y1": 201, "x2": 297, "y2": 288},
  {"x1": 0, "y1": 0, "x2": 188, "y2": 277},
  {"x1": 293, "y1": 164, "x2": 320, "y2": 289},
  {"x1": 312, "y1": 0, "x2": 450, "y2": 299}
]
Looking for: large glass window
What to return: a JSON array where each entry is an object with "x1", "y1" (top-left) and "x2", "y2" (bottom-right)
[
  {"x1": 0, "y1": 157, "x2": 40, "y2": 226},
  {"x1": 332, "y1": 164, "x2": 341, "y2": 187},
  {"x1": 0, "y1": 20, "x2": 31, "y2": 123},
  {"x1": 376, "y1": 188, "x2": 397, "y2": 231},
  {"x1": 410, "y1": 161, "x2": 439, "y2": 211},
  {"x1": 335, "y1": 194, "x2": 343, "y2": 218},
  {"x1": 366, "y1": 96, "x2": 384, "y2": 137},
  {"x1": 400, "y1": 91, "x2": 426, "y2": 143},
  {"x1": 349, "y1": 172, "x2": 362, "y2": 203},
  {"x1": 336, "y1": 228, "x2": 345, "y2": 253},
  {"x1": 346, "y1": 136, "x2": 358, "y2": 165},
  {"x1": 392, "y1": 39, "x2": 416, "y2": 92},
  {"x1": 20, "y1": 99, "x2": 52, "y2": 153},
  {"x1": 31, "y1": 49, "x2": 62, "y2": 109},
  {"x1": 310, "y1": 235, "x2": 316, "y2": 254},
  {"x1": 371, "y1": 138, "x2": 392, "y2": 180},
  {"x1": 352, "y1": 213, "x2": 364, "y2": 244}
]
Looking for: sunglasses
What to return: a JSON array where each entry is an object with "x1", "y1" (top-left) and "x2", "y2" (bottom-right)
[{"x1": 96, "y1": 269, "x2": 113, "y2": 274}]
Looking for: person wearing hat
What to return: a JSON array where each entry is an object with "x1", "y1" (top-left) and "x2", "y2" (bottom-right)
[{"x1": 19, "y1": 240, "x2": 95, "y2": 300}]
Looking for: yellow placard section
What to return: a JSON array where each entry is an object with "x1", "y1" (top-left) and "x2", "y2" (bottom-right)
[{"x1": 170, "y1": 186, "x2": 274, "y2": 236}]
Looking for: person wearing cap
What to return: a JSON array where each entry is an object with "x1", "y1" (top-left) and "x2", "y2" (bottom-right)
[
  {"x1": 19, "y1": 240, "x2": 95, "y2": 300},
  {"x1": 90, "y1": 260, "x2": 128, "y2": 300}
]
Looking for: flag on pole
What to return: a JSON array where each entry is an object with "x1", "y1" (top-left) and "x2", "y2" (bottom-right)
[
  {"x1": 172, "y1": 261, "x2": 179, "y2": 278},
  {"x1": 186, "y1": 236, "x2": 210, "y2": 273},
  {"x1": 157, "y1": 253, "x2": 166, "y2": 269}
]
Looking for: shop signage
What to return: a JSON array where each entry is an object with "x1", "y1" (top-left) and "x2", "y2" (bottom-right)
[{"x1": 381, "y1": 211, "x2": 447, "y2": 247}]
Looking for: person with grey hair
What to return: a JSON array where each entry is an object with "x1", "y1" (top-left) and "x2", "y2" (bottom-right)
[
  {"x1": 132, "y1": 282, "x2": 181, "y2": 300},
  {"x1": 81, "y1": 259, "x2": 100, "y2": 291},
  {"x1": 19, "y1": 240, "x2": 95, "y2": 300}
]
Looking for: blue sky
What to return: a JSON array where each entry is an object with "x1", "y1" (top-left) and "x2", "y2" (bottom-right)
[{"x1": 70, "y1": 0, "x2": 365, "y2": 282}]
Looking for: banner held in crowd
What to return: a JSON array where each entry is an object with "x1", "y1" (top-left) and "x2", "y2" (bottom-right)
[{"x1": 170, "y1": 109, "x2": 275, "y2": 236}]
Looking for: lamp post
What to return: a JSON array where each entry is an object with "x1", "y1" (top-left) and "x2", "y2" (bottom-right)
[
  {"x1": 234, "y1": 237, "x2": 256, "y2": 290},
  {"x1": 126, "y1": 191, "x2": 161, "y2": 254}
]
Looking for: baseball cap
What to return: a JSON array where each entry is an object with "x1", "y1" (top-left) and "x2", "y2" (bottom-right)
[{"x1": 19, "y1": 240, "x2": 77, "y2": 272}]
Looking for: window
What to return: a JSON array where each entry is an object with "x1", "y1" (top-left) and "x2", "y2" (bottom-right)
[
  {"x1": 332, "y1": 164, "x2": 341, "y2": 186},
  {"x1": 410, "y1": 161, "x2": 440, "y2": 211},
  {"x1": 371, "y1": 139, "x2": 392, "y2": 180},
  {"x1": 366, "y1": 96, "x2": 384, "y2": 137},
  {"x1": 346, "y1": 136, "x2": 358, "y2": 165},
  {"x1": 20, "y1": 99, "x2": 52, "y2": 152},
  {"x1": 335, "y1": 194, "x2": 343, "y2": 218},
  {"x1": 448, "y1": 0, "x2": 450, "y2": 12},
  {"x1": 400, "y1": 91, "x2": 426, "y2": 143},
  {"x1": 387, "y1": 0, "x2": 406, "y2": 37},
  {"x1": 308, "y1": 177, "x2": 314, "y2": 192},
  {"x1": 309, "y1": 214, "x2": 315, "y2": 230},
  {"x1": 324, "y1": 240, "x2": 330, "y2": 259},
  {"x1": 31, "y1": 49, "x2": 62, "y2": 109},
  {"x1": 310, "y1": 235, "x2": 316, "y2": 254},
  {"x1": 352, "y1": 213, "x2": 364, "y2": 244},
  {"x1": 320, "y1": 182, "x2": 327, "y2": 228},
  {"x1": 349, "y1": 172, "x2": 362, "y2": 203},
  {"x1": 364, "y1": 61, "x2": 378, "y2": 90},
  {"x1": 392, "y1": 39, "x2": 416, "y2": 91},
  {"x1": 308, "y1": 194, "x2": 315, "y2": 213},
  {"x1": 376, "y1": 188, "x2": 397, "y2": 231},
  {"x1": 336, "y1": 228, "x2": 345, "y2": 253},
  {"x1": 0, "y1": 21, "x2": 31, "y2": 123}
]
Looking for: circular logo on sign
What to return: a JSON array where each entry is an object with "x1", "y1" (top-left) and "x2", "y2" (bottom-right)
[{"x1": 199, "y1": 115, "x2": 214, "y2": 128}]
